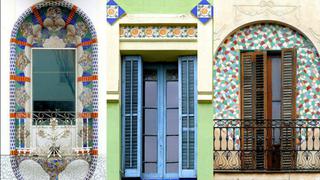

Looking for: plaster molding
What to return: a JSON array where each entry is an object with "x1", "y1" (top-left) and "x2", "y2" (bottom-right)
[
  {"x1": 233, "y1": 0, "x2": 301, "y2": 25},
  {"x1": 309, "y1": 27, "x2": 320, "y2": 47},
  {"x1": 214, "y1": 24, "x2": 227, "y2": 43}
]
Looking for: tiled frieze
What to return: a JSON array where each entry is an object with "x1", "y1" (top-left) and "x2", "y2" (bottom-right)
[{"x1": 120, "y1": 25, "x2": 197, "y2": 40}]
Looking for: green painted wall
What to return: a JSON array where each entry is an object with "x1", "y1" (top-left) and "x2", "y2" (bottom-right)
[
  {"x1": 117, "y1": 0, "x2": 200, "y2": 14},
  {"x1": 106, "y1": 101, "x2": 121, "y2": 180},
  {"x1": 198, "y1": 102, "x2": 213, "y2": 180}
]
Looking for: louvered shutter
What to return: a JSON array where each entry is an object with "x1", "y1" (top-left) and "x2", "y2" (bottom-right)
[
  {"x1": 179, "y1": 56, "x2": 197, "y2": 177},
  {"x1": 241, "y1": 52, "x2": 267, "y2": 169},
  {"x1": 280, "y1": 49, "x2": 296, "y2": 169},
  {"x1": 122, "y1": 56, "x2": 142, "y2": 177}
]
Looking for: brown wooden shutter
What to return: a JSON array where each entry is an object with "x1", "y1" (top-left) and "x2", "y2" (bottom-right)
[
  {"x1": 280, "y1": 49, "x2": 297, "y2": 169},
  {"x1": 241, "y1": 52, "x2": 267, "y2": 169}
]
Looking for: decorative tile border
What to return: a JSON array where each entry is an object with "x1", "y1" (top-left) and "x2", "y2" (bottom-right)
[
  {"x1": 106, "y1": 0, "x2": 126, "y2": 25},
  {"x1": 9, "y1": 1, "x2": 99, "y2": 179},
  {"x1": 120, "y1": 25, "x2": 197, "y2": 40},
  {"x1": 191, "y1": 0, "x2": 213, "y2": 24},
  {"x1": 214, "y1": 23, "x2": 320, "y2": 120}
]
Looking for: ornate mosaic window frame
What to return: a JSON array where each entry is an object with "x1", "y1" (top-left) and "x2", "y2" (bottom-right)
[{"x1": 9, "y1": 1, "x2": 98, "y2": 179}]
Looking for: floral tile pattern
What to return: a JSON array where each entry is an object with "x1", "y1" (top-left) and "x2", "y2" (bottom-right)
[
  {"x1": 106, "y1": 0, "x2": 126, "y2": 25},
  {"x1": 191, "y1": 0, "x2": 213, "y2": 24},
  {"x1": 120, "y1": 25, "x2": 197, "y2": 40},
  {"x1": 214, "y1": 24, "x2": 320, "y2": 120}
]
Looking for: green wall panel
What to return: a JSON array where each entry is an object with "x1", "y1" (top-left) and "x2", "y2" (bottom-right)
[
  {"x1": 198, "y1": 102, "x2": 213, "y2": 180},
  {"x1": 107, "y1": 102, "x2": 121, "y2": 180},
  {"x1": 117, "y1": 0, "x2": 200, "y2": 14}
]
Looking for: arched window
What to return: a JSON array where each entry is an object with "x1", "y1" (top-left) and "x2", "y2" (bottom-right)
[{"x1": 9, "y1": 1, "x2": 98, "y2": 179}]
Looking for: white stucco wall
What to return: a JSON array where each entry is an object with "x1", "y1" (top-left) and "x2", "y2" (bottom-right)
[{"x1": 0, "y1": 0, "x2": 107, "y2": 158}]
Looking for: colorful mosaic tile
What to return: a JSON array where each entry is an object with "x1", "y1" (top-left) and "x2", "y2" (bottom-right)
[
  {"x1": 9, "y1": 1, "x2": 98, "y2": 179},
  {"x1": 106, "y1": 0, "x2": 126, "y2": 25},
  {"x1": 120, "y1": 25, "x2": 197, "y2": 40},
  {"x1": 191, "y1": 0, "x2": 213, "y2": 24},
  {"x1": 214, "y1": 23, "x2": 320, "y2": 120}
]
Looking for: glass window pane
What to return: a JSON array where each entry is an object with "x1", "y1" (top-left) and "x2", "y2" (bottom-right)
[
  {"x1": 144, "y1": 81, "x2": 157, "y2": 107},
  {"x1": 272, "y1": 57, "x2": 281, "y2": 101},
  {"x1": 144, "y1": 136, "x2": 157, "y2": 162},
  {"x1": 166, "y1": 109, "x2": 178, "y2": 135},
  {"x1": 32, "y1": 49, "x2": 75, "y2": 112},
  {"x1": 166, "y1": 136, "x2": 179, "y2": 162},
  {"x1": 144, "y1": 109, "x2": 157, "y2": 135},
  {"x1": 144, "y1": 163, "x2": 157, "y2": 173},
  {"x1": 166, "y1": 163, "x2": 178, "y2": 173},
  {"x1": 166, "y1": 81, "x2": 178, "y2": 108}
]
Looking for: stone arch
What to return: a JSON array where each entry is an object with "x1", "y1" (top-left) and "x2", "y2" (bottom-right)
[
  {"x1": 9, "y1": 1, "x2": 98, "y2": 179},
  {"x1": 213, "y1": 22, "x2": 320, "y2": 120}
]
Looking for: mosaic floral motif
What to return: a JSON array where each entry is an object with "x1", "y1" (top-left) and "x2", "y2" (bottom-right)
[
  {"x1": 214, "y1": 23, "x2": 320, "y2": 120},
  {"x1": 106, "y1": 0, "x2": 126, "y2": 25},
  {"x1": 79, "y1": 88, "x2": 93, "y2": 107},
  {"x1": 120, "y1": 25, "x2": 197, "y2": 40},
  {"x1": 43, "y1": 7, "x2": 65, "y2": 32},
  {"x1": 15, "y1": 87, "x2": 30, "y2": 108},
  {"x1": 79, "y1": 52, "x2": 92, "y2": 72},
  {"x1": 15, "y1": 53, "x2": 30, "y2": 71},
  {"x1": 191, "y1": 0, "x2": 213, "y2": 24}
]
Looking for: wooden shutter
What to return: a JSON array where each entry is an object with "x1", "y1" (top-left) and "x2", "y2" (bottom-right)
[
  {"x1": 122, "y1": 56, "x2": 142, "y2": 177},
  {"x1": 240, "y1": 52, "x2": 267, "y2": 169},
  {"x1": 280, "y1": 49, "x2": 297, "y2": 169},
  {"x1": 179, "y1": 56, "x2": 197, "y2": 177}
]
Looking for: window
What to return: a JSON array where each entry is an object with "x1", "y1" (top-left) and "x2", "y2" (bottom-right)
[
  {"x1": 32, "y1": 49, "x2": 76, "y2": 125},
  {"x1": 122, "y1": 56, "x2": 197, "y2": 179},
  {"x1": 240, "y1": 49, "x2": 297, "y2": 170}
]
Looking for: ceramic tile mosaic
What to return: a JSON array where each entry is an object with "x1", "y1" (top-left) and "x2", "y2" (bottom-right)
[
  {"x1": 120, "y1": 25, "x2": 197, "y2": 40},
  {"x1": 106, "y1": 0, "x2": 126, "y2": 25},
  {"x1": 9, "y1": 1, "x2": 98, "y2": 179},
  {"x1": 191, "y1": 0, "x2": 213, "y2": 24},
  {"x1": 214, "y1": 23, "x2": 320, "y2": 120}
]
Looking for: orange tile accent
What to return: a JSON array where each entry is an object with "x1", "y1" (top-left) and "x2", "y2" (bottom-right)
[
  {"x1": 10, "y1": 75, "x2": 31, "y2": 82},
  {"x1": 10, "y1": 38, "x2": 32, "y2": 47},
  {"x1": 78, "y1": 112, "x2": 98, "y2": 118},
  {"x1": 31, "y1": 5, "x2": 43, "y2": 27},
  {"x1": 10, "y1": 113, "x2": 31, "y2": 118},
  {"x1": 77, "y1": 75, "x2": 98, "y2": 82},
  {"x1": 90, "y1": 149, "x2": 98, "y2": 155},
  {"x1": 10, "y1": 150, "x2": 18, "y2": 156},
  {"x1": 65, "y1": 5, "x2": 78, "y2": 27},
  {"x1": 76, "y1": 38, "x2": 97, "y2": 48}
]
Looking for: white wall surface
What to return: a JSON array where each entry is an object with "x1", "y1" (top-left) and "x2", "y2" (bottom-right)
[{"x1": 0, "y1": 0, "x2": 108, "y2": 158}]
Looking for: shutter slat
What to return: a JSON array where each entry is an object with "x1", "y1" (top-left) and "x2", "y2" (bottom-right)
[
  {"x1": 179, "y1": 56, "x2": 197, "y2": 177},
  {"x1": 122, "y1": 56, "x2": 142, "y2": 177},
  {"x1": 280, "y1": 49, "x2": 296, "y2": 169},
  {"x1": 241, "y1": 52, "x2": 267, "y2": 169}
]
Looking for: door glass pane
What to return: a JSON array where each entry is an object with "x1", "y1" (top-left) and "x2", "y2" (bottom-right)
[
  {"x1": 166, "y1": 68, "x2": 179, "y2": 174},
  {"x1": 143, "y1": 69, "x2": 158, "y2": 174},
  {"x1": 145, "y1": 109, "x2": 157, "y2": 135},
  {"x1": 272, "y1": 57, "x2": 281, "y2": 101},
  {"x1": 166, "y1": 109, "x2": 178, "y2": 135},
  {"x1": 166, "y1": 82, "x2": 178, "y2": 108},
  {"x1": 166, "y1": 136, "x2": 179, "y2": 173}
]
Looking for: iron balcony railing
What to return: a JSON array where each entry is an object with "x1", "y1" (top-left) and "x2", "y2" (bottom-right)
[{"x1": 213, "y1": 119, "x2": 320, "y2": 172}]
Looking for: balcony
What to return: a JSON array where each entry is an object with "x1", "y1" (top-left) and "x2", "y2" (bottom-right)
[{"x1": 213, "y1": 119, "x2": 320, "y2": 172}]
